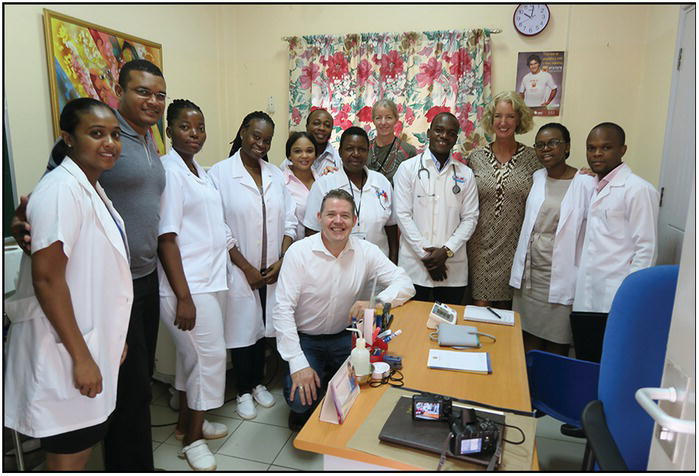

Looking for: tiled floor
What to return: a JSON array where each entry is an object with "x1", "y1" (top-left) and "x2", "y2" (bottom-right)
[
  {"x1": 13, "y1": 377, "x2": 585, "y2": 471},
  {"x1": 148, "y1": 377, "x2": 323, "y2": 472}
]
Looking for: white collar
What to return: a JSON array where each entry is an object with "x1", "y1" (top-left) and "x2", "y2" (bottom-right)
[{"x1": 310, "y1": 230, "x2": 355, "y2": 258}]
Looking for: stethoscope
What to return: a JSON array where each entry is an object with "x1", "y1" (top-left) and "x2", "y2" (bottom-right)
[{"x1": 417, "y1": 153, "x2": 462, "y2": 195}]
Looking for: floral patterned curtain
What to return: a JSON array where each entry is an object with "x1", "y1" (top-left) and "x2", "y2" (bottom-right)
[{"x1": 287, "y1": 29, "x2": 492, "y2": 163}]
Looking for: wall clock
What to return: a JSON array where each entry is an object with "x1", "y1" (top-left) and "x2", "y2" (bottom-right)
[{"x1": 513, "y1": 4, "x2": 551, "y2": 36}]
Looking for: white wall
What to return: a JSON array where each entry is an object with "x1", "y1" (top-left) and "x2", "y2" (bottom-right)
[{"x1": 4, "y1": 4, "x2": 681, "y2": 197}]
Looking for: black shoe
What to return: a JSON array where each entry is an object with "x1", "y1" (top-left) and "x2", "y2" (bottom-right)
[
  {"x1": 288, "y1": 411, "x2": 311, "y2": 432},
  {"x1": 560, "y1": 423, "x2": 586, "y2": 438}
]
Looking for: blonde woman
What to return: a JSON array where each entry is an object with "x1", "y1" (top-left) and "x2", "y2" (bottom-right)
[
  {"x1": 467, "y1": 91, "x2": 541, "y2": 309},
  {"x1": 367, "y1": 99, "x2": 417, "y2": 184}
]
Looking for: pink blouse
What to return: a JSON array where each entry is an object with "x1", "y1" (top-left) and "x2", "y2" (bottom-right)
[{"x1": 283, "y1": 166, "x2": 316, "y2": 240}]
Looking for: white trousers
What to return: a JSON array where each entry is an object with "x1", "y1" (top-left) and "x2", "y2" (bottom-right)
[{"x1": 160, "y1": 291, "x2": 226, "y2": 411}]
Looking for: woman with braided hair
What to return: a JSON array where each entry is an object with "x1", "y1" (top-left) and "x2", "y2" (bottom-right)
[{"x1": 208, "y1": 111, "x2": 298, "y2": 421}]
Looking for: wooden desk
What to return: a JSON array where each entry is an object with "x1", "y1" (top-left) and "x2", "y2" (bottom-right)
[{"x1": 294, "y1": 301, "x2": 536, "y2": 470}]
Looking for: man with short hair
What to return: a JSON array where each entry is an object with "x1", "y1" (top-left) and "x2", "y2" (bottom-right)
[
  {"x1": 571, "y1": 122, "x2": 659, "y2": 362},
  {"x1": 281, "y1": 108, "x2": 340, "y2": 176},
  {"x1": 13, "y1": 59, "x2": 167, "y2": 470},
  {"x1": 393, "y1": 112, "x2": 479, "y2": 305},
  {"x1": 519, "y1": 54, "x2": 558, "y2": 108},
  {"x1": 273, "y1": 188, "x2": 414, "y2": 431}
]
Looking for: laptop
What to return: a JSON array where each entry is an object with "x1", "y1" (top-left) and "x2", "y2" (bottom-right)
[{"x1": 378, "y1": 396, "x2": 505, "y2": 468}]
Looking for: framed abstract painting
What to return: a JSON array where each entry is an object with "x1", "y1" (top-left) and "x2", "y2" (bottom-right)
[{"x1": 42, "y1": 9, "x2": 165, "y2": 153}]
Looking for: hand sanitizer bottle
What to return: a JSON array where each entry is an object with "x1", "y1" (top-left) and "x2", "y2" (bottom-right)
[{"x1": 351, "y1": 337, "x2": 372, "y2": 381}]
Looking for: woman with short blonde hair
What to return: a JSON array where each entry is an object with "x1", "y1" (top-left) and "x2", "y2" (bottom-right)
[
  {"x1": 367, "y1": 98, "x2": 417, "y2": 184},
  {"x1": 466, "y1": 91, "x2": 541, "y2": 309}
]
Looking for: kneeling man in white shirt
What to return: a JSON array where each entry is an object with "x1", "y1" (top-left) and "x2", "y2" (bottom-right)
[{"x1": 273, "y1": 189, "x2": 415, "y2": 431}]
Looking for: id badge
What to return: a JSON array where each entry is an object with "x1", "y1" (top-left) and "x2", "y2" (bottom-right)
[{"x1": 351, "y1": 230, "x2": 367, "y2": 240}]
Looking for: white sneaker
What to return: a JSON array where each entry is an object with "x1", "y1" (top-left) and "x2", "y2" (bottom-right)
[
  {"x1": 202, "y1": 419, "x2": 229, "y2": 439},
  {"x1": 236, "y1": 393, "x2": 257, "y2": 419},
  {"x1": 175, "y1": 419, "x2": 229, "y2": 441},
  {"x1": 252, "y1": 385, "x2": 276, "y2": 408},
  {"x1": 179, "y1": 439, "x2": 217, "y2": 471}
]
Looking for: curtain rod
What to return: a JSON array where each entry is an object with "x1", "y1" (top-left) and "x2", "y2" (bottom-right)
[{"x1": 282, "y1": 28, "x2": 502, "y2": 41}]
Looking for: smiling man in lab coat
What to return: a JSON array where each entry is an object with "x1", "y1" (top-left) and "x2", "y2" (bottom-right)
[
  {"x1": 393, "y1": 112, "x2": 479, "y2": 305},
  {"x1": 571, "y1": 122, "x2": 659, "y2": 361}
]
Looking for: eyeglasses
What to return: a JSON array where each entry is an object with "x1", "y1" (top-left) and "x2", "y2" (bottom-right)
[
  {"x1": 533, "y1": 139, "x2": 566, "y2": 150},
  {"x1": 128, "y1": 87, "x2": 167, "y2": 102}
]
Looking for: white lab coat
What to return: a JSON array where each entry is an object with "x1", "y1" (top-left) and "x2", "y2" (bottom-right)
[
  {"x1": 4, "y1": 158, "x2": 132, "y2": 438},
  {"x1": 157, "y1": 148, "x2": 233, "y2": 297},
  {"x1": 510, "y1": 170, "x2": 596, "y2": 305},
  {"x1": 303, "y1": 167, "x2": 396, "y2": 257},
  {"x1": 393, "y1": 151, "x2": 479, "y2": 287},
  {"x1": 208, "y1": 152, "x2": 298, "y2": 348},
  {"x1": 573, "y1": 163, "x2": 660, "y2": 313}
]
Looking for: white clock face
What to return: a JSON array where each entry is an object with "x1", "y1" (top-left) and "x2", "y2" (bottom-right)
[{"x1": 514, "y1": 4, "x2": 550, "y2": 36}]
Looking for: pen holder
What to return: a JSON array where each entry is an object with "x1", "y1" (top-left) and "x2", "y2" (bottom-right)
[{"x1": 369, "y1": 338, "x2": 388, "y2": 363}]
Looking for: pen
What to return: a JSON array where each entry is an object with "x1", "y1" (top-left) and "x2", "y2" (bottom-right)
[
  {"x1": 382, "y1": 329, "x2": 402, "y2": 343},
  {"x1": 486, "y1": 307, "x2": 502, "y2": 320}
]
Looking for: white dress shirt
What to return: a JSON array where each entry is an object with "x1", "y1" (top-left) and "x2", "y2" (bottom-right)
[
  {"x1": 273, "y1": 234, "x2": 415, "y2": 374},
  {"x1": 157, "y1": 149, "x2": 233, "y2": 297},
  {"x1": 304, "y1": 167, "x2": 396, "y2": 256},
  {"x1": 393, "y1": 149, "x2": 479, "y2": 287}
]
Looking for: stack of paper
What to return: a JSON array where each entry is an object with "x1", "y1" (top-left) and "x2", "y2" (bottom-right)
[
  {"x1": 463, "y1": 305, "x2": 515, "y2": 326},
  {"x1": 427, "y1": 349, "x2": 492, "y2": 374}
]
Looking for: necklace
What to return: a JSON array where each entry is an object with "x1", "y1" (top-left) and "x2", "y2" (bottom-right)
[{"x1": 371, "y1": 137, "x2": 397, "y2": 173}]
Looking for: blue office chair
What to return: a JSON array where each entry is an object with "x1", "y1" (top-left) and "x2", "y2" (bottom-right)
[
  {"x1": 527, "y1": 265, "x2": 679, "y2": 470},
  {"x1": 582, "y1": 265, "x2": 678, "y2": 470}
]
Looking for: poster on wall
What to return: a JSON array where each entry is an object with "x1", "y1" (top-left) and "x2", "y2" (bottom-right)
[
  {"x1": 42, "y1": 9, "x2": 165, "y2": 154},
  {"x1": 515, "y1": 51, "x2": 565, "y2": 117}
]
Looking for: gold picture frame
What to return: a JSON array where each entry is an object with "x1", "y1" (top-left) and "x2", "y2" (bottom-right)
[{"x1": 42, "y1": 9, "x2": 165, "y2": 153}]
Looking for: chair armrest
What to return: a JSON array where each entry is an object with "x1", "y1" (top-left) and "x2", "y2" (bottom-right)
[
  {"x1": 526, "y1": 350, "x2": 600, "y2": 428},
  {"x1": 581, "y1": 400, "x2": 628, "y2": 470}
]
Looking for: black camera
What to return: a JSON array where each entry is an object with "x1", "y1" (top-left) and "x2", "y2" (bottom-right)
[
  {"x1": 449, "y1": 408, "x2": 500, "y2": 456},
  {"x1": 411, "y1": 394, "x2": 452, "y2": 421}
]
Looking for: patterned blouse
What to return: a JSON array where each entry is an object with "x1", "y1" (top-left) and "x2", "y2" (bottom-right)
[
  {"x1": 367, "y1": 137, "x2": 418, "y2": 184},
  {"x1": 466, "y1": 143, "x2": 542, "y2": 301}
]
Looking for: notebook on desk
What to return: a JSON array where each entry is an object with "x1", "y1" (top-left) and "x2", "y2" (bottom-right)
[
  {"x1": 378, "y1": 396, "x2": 505, "y2": 468},
  {"x1": 463, "y1": 305, "x2": 515, "y2": 326},
  {"x1": 427, "y1": 349, "x2": 492, "y2": 374}
]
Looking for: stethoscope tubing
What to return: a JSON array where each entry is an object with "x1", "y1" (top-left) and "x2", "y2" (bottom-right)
[{"x1": 417, "y1": 153, "x2": 461, "y2": 195}]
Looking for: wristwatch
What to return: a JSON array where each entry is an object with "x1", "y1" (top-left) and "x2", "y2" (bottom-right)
[{"x1": 442, "y1": 246, "x2": 454, "y2": 258}]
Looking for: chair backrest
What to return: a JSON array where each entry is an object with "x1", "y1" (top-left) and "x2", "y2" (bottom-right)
[{"x1": 598, "y1": 265, "x2": 679, "y2": 470}]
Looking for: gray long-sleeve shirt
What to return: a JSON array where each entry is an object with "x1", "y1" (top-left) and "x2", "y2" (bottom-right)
[{"x1": 47, "y1": 111, "x2": 165, "y2": 279}]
